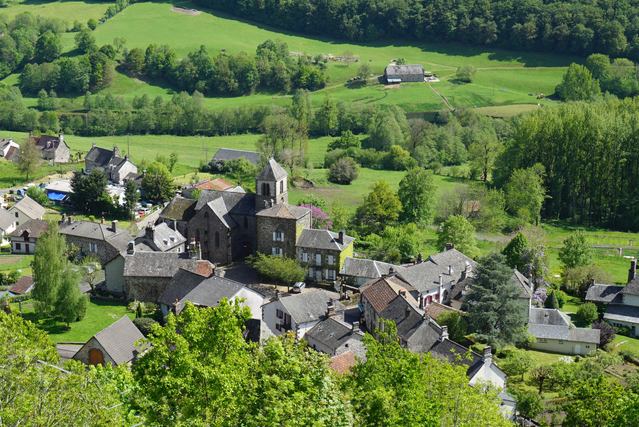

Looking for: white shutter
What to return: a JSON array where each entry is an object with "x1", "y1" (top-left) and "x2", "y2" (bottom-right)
[{"x1": 272, "y1": 231, "x2": 277, "y2": 241}]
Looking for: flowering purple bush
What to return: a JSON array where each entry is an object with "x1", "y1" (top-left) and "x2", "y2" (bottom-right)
[
  {"x1": 301, "y1": 204, "x2": 333, "y2": 229},
  {"x1": 532, "y1": 288, "x2": 547, "y2": 306}
]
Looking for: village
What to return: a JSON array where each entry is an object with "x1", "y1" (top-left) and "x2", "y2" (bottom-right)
[{"x1": 1, "y1": 128, "x2": 638, "y2": 425}]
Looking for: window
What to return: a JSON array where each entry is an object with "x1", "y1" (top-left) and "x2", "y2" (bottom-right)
[
  {"x1": 327, "y1": 269, "x2": 336, "y2": 280},
  {"x1": 276, "y1": 309, "x2": 283, "y2": 319},
  {"x1": 315, "y1": 253, "x2": 322, "y2": 265},
  {"x1": 89, "y1": 242, "x2": 98, "y2": 253},
  {"x1": 15, "y1": 222, "x2": 18, "y2": 226},
  {"x1": 215, "y1": 231, "x2": 220, "y2": 248},
  {"x1": 273, "y1": 230, "x2": 284, "y2": 242},
  {"x1": 14, "y1": 212, "x2": 18, "y2": 218},
  {"x1": 15, "y1": 243, "x2": 21, "y2": 251},
  {"x1": 279, "y1": 180, "x2": 284, "y2": 193},
  {"x1": 301, "y1": 252, "x2": 308, "y2": 262},
  {"x1": 327, "y1": 255, "x2": 335, "y2": 265},
  {"x1": 262, "y1": 182, "x2": 270, "y2": 196},
  {"x1": 538, "y1": 338, "x2": 547, "y2": 343},
  {"x1": 272, "y1": 247, "x2": 283, "y2": 256}
]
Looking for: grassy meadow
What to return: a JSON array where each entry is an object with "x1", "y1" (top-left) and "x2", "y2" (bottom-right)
[{"x1": 1, "y1": 0, "x2": 574, "y2": 112}]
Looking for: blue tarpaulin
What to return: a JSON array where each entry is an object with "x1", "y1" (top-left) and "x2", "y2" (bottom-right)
[{"x1": 47, "y1": 192, "x2": 67, "y2": 201}]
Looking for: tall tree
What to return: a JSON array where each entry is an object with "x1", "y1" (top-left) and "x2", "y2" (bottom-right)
[
  {"x1": 398, "y1": 168, "x2": 436, "y2": 224},
  {"x1": 559, "y1": 231, "x2": 592, "y2": 270},
  {"x1": 463, "y1": 253, "x2": 528, "y2": 347},
  {"x1": 32, "y1": 222, "x2": 67, "y2": 316},
  {"x1": 141, "y1": 161, "x2": 175, "y2": 203},
  {"x1": 54, "y1": 266, "x2": 87, "y2": 326},
  {"x1": 289, "y1": 89, "x2": 312, "y2": 136},
  {"x1": 70, "y1": 169, "x2": 112, "y2": 215},
  {"x1": 555, "y1": 63, "x2": 601, "y2": 101},
  {"x1": 17, "y1": 137, "x2": 41, "y2": 180},
  {"x1": 504, "y1": 165, "x2": 546, "y2": 225},
  {"x1": 124, "y1": 179, "x2": 140, "y2": 219},
  {"x1": 257, "y1": 113, "x2": 306, "y2": 168},
  {"x1": 502, "y1": 232, "x2": 529, "y2": 271},
  {"x1": 354, "y1": 181, "x2": 402, "y2": 235},
  {"x1": 468, "y1": 126, "x2": 502, "y2": 182},
  {"x1": 437, "y1": 215, "x2": 478, "y2": 257},
  {"x1": 315, "y1": 96, "x2": 338, "y2": 136}
]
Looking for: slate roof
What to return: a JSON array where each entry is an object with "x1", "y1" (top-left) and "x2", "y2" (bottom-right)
[
  {"x1": 123, "y1": 252, "x2": 211, "y2": 278},
  {"x1": 162, "y1": 274, "x2": 247, "y2": 314},
  {"x1": 212, "y1": 148, "x2": 260, "y2": 165},
  {"x1": 305, "y1": 317, "x2": 363, "y2": 354},
  {"x1": 0, "y1": 208, "x2": 15, "y2": 230},
  {"x1": 79, "y1": 316, "x2": 145, "y2": 365},
  {"x1": 528, "y1": 308, "x2": 600, "y2": 345},
  {"x1": 257, "y1": 158, "x2": 287, "y2": 181},
  {"x1": 32, "y1": 134, "x2": 68, "y2": 152},
  {"x1": 9, "y1": 276, "x2": 34, "y2": 294},
  {"x1": 86, "y1": 146, "x2": 117, "y2": 166},
  {"x1": 340, "y1": 257, "x2": 399, "y2": 279},
  {"x1": 604, "y1": 304, "x2": 639, "y2": 324},
  {"x1": 586, "y1": 284, "x2": 624, "y2": 304},
  {"x1": 195, "y1": 190, "x2": 256, "y2": 216},
  {"x1": 135, "y1": 222, "x2": 185, "y2": 252},
  {"x1": 9, "y1": 219, "x2": 49, "y2": 239},
  {"x1": 160, "y1": 196, "x2": 196, "y2": 221},
  {"x1": 360, "y1": 276, "x2": 417, "y2": 314},
  {"x1": 59, "y1": 220, "x2": 131, "y2": 252},
  {"x1": 278, "y1": 289, "x2": 344, "y2": 324},
  {"x1": 157, "y1": 268, "x2": 205, "y2": 306},
  {"x1": 256, "y1": 203, "x2": 309, "y2": 219},
  {"x1": 381, "y1": 295, "x2": 425, "y2": 339},
  {"x1": 385, "y1": 64, "x2": 424, "y2": 77},
  {"x1": 297, "y1": 229, "x2": 354, "y2": 251},
  {"x1": 12, "y1": 196, "x2": 46, "y2": 220},
  {"x1": 424, "y1": 302, "x2": 463, "y2": 321},
  {"x1": 398, "y1": 249, "x2": 475, "y2": 294},
  {"x1": 512, "y1": 269, "x2": 533, "y2": 299},
  {"x1": 622, "y1": 278, "x2": 639, "y2": 296}
]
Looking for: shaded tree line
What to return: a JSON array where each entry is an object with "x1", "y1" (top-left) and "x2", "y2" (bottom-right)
[
  {"x1": 495, "y1": 98, "x2": 639, "y2": 231},
  {"x1": 122, "y1": 39, "x2": 327, "y2": 96},
  {"x1": 192, "y1": 0, "x2": 639, "y2": 57}
]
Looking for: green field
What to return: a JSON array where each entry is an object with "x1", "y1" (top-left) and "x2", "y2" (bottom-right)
[
  {"x1": 0, "y1": 1, "x2": 575, "y2": 112},
  {"x1": 0, "y1": 0, "x2": 109, "y2": 21},
  {"x1": 12, "y1": 298, "x2": 134, "y2": 343}
]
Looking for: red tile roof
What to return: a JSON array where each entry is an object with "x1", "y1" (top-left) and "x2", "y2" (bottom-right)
[
  {"x1": 360, "y1": 278, "x2": 402, "y2": 314},
  {"x1": 330, "y1": 351, "x2": 357, "y2": 374},
  {"x1": 193, "y1": 178, "x2": 234, "y2": 191}
]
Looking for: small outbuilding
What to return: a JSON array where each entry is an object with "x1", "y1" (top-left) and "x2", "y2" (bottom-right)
[
  {"x1": 73, "y1": 316, "x2": 146, "y2": 366},
  {"x1": 384, "y1": 64, "x2": 424, "y2": 83}
]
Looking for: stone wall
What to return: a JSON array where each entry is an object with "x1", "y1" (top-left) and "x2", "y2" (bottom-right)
[
  {"x1": 124, "y1": 276, "x2": 173, "y2": 302},
  {"x1": 256, "y1": 216, "x2": 298, "y2": 258},
  {"x1": 63, "y1": 235, "x2": 121, "y2": 265}
]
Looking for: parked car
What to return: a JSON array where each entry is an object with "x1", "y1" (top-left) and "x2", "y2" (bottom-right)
[{"x1": 292, "y1": 282, "x2": 306, "y2": 293}]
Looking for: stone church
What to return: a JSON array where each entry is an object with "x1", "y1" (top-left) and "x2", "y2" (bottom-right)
[{"x1": 185, "y1": 158, "x2": 312, "y2": 264}]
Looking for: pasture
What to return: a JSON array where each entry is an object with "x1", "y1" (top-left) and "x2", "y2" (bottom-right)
[{"x1": 0, "y1": 0, "x2": 574, "y2": 112}]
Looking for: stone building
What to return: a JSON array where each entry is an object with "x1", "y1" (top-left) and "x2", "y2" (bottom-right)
[
  {"x1": 72, "y1": 316, "x2": 145, "y2": 366},
  {"x1": 85, "y1": 145, "x2": 138, "y2": 184},
  {"x1": 59, "y1": 217, "x2": 132, "y2": 265},
  {"x1": 296, "y1": 229, "x2": 354, "y2": 282},
  {"x1": 160, "y1": 158, "x2": 354, "y2": 269},
  {"x1": 9, "y1": 219, "x2": 48, "y2": 254},
  {"x1": 30, "y1": 133, "x2": 70, "y2": 163}
]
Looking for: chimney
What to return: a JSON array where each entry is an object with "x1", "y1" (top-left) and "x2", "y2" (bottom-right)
[
  {"x1": 388, "y1": 267, "x2": 395, "y2": 276},
  {"x1": 126, "y1": 241, "x2": 135, "y2": 255},
  {"x1": 275, "y1": 290, "x2": 281, "y2": 300},
  {"x1": 629, "y1": 259, "x2": 637, "y2": 283},
  {"x1": 263, "y1": 200, "x2": 269, "y2": 209},
  {"x1": 448, "y1": 265, "x2": 453, "y2": 275},
  {"x1": 325, "y1": 299, "x2": 335, "y2": 318},
  {"x1": 351, "y1": 321, "x2": 360, "y2": 333},
  {"x1": 67, "y1": 215, "x2": 72, "y2": 224},
  {"x1": 111, "y1": 220, "x2": 117, "y2": 233},
  {"x1": 398, "y1": 289, "x2": 406, "y2": 297},
  {"x1": 445, "y1": 243, "x2": 454, "y2": 251},
  {"x1": 172, "y1": 220, "x2": 177, "y2": 231},
  {"x1": 58, "y1": 132, "x2": 64, "y2": 144},
  {"x1": 337, "y1": 230, "x2": 344, "y2": 245},
  {"x1": 482, "y1": 346, "x2": 492, "y2": 364},
  {"x1": 416, "y1": 253, "x2": 423, "y2": 264},
  {"x1": 439, "y1": 274, "x2": 443, "y2": 287},
  {"x1": 145, "y1": 224, "x2": 154, "y2": 239},
  {"x1": 439, "y1": 325, "x2": 449, "y2": 342}
]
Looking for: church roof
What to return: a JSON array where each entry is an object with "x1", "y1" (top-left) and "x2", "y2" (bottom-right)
[
  {"x1": 255, "y1": 203, "x2": 309, "y2": 219},
  {"x1": 257, "y1": 158, "x2": 287, "y2": 181}
]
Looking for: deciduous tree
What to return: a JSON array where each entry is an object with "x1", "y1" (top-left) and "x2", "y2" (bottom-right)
[
  {"x1": 354, "y1": 181, "x2": 401, "y2": 235},
  {"x1": 437, "y1": 215, "x2": 478, "y2": 256},
  {"x1": 398, "y1": 167, "x2": 436, "y2": 224}
]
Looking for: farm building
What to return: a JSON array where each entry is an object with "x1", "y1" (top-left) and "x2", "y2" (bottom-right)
[{"x1": 384, "y1": 64, "x2": 424, "y2": 83}]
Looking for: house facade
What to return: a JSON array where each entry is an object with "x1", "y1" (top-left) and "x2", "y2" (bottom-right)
[
  {"x1": 9, "y1": 219, "x2": 48, "y2": 254},
  {"x1": 262, "y1": 290, "x2": 343, "y2": 340},
  {"x1": 527, "y1": 308, "x2": 599, "y2": 355},
  {"x1": 31, "y1": 133, "x2": 70, "y2": 163},
  {"x1": 0, "y1": 208, "x2": 16, "y2": 245},
  {"x1": 297, "y1": 229, "x2": 354, "y2": 283},
  {"x1": 59, "y1": 218, "x2": 132, "y2": 265},
  {"x1": 8, "y1": 195, "x2": 45, "y2": 227},
  {"x1": 85, "y1": 145, "x2": 138, "y2": 184}
]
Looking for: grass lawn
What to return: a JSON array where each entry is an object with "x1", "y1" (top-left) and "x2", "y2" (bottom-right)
[
  {"x1": 610, "y1": 335, "x2": 639, "y2": 355},
  {"x1": 0, "y1": 0, "x2": 109, "y2": 21},
  {"x1": 12, "y1": 298, "x2": 134, "y2": 343},
  {"x1": 0, "y1": 254, "x2": 33, "y2": 276}
]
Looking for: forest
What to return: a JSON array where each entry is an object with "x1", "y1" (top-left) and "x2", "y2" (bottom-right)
[{"x1": 193, "y1": 0, "x2": 639, "y2": 57}]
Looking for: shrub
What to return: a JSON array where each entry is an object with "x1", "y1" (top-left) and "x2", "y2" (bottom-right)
[
  {"x1": 248, "y1": 253, "x2": 305, "y2": 285},
  {"x1": 328, "y1": 157, "x2": 359, "y2": 184},
  {"x1": 575, "y1": 302, "x2": 598, "y2": 326},
  {"x1": 26, "y1": 186, "x2": 49, "y2": 207},
  {"x1": 455, "y1": 66, "x2": 476, "y2": 83},
  {"x1": 592, "y1": 320, "x2": 616, "y2": 347},
  {"x1": 133, "y1": 317, "x2": 158, "y2": 336},
  {"x1": 514, "y1": 389, "x2": 543, "y2": 419}
]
